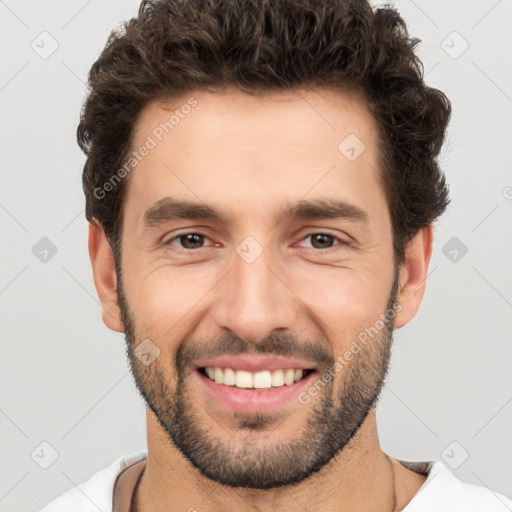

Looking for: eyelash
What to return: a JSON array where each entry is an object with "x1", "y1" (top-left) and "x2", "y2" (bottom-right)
[{"x1": 165, "y1": 231, "x2": 349, "y2": 252}]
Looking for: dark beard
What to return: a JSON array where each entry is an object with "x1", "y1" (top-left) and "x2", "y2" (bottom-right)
[{"x1": 117, "y1": 267, "x2": 398, "y2": 490}]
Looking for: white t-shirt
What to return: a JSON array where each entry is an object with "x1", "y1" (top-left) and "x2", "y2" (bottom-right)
[{"x1": 40, "y1": 450, "x2": 512, "y2": 512}]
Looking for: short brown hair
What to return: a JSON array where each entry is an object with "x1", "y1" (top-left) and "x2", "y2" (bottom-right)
[{"x1": 78, "y1": 0, "x2": 451, "y2": 265}]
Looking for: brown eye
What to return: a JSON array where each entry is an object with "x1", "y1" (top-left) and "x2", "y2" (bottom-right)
[
  {"x1": 168, "y1": 232, "x2": 209, "y2": 249},
  {"x1": 309, "y1": 233, "x2": 336, "y2": 249},
  {"x1": 298, "y1": 232, "x2": 348, "y2": 252}
]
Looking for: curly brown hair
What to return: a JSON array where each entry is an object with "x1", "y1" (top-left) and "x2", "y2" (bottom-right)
[{"x1": 79, "y1": 0, "x2": 451, "y2": 265}]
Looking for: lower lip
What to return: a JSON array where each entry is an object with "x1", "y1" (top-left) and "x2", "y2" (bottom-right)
[{"x1": 193, "y1": 369, "x2": 317, "y2": 414}]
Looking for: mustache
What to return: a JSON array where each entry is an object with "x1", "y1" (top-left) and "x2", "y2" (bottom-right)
[{"x1": 175, "y1": 331, "x2": 334, "y2": 373}]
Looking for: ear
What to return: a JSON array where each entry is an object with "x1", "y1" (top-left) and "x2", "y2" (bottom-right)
[
  {"x1": 394, "y1": 225, "x2": 434, "y2": 329},
  {"x1": 88, "y1": 220, "x2": 124, "y2": 333}
]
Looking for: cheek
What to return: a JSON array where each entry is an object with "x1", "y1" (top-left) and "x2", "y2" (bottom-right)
[
  {"x1": 123, "y1": 242, "x2": 394, "y2": 350},
  {"x1": 291, "y1": 265, "x2": 392, "y2": 346},
  {"x1": 125, "y1": 266, "x2": 217, "y2": 334}
]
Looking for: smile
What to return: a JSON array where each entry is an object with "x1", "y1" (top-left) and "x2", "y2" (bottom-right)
[
  {"x1": 194, "y1": 366, "x2": 318, "y2": 413},
  {"x1": 199, "y1": 366, "x2": 316, "y2": 390}
]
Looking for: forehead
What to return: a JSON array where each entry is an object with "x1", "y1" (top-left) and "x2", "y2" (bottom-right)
[
  {"x1": 134, "y1": 85, "x2": 378, "y2": 156},
  {"x1": 125, "y1": 86, "x2": 384, "y2": 225}
]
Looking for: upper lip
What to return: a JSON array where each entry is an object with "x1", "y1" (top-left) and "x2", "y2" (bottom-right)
[{"x1": 194, "y1": 355, "x2": 317, "y2": 373}]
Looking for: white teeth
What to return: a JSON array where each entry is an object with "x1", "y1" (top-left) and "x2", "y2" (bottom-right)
[
  {"x1": 202, "y1": 366, "x2": 309, "y2": 389},
  {"x1": 235, "y1": 370, "x2": 253, "y2": 388},
  {"x1": 223, "y1": 367, "x2": 236, "y2": 386},
  {"x1": 271, "y1": 369, "x2": 285, "y2": 387},
  {"x1": 214, "y1": 367, "x2": 223, "y2": 384},
  {"x1": 284, "y1": 369, "x2": 295, "y2": 386},
  {"x1": 253, "y1": 370, "x2": 272, "y2": 389}
]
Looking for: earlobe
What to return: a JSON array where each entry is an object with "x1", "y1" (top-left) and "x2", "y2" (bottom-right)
[
  {"x1": 394, "y1": 225, "x2": 434, "y2": 329},
  {"x1": 88, "y1": 220, "x2": 124, "y2": 333}
]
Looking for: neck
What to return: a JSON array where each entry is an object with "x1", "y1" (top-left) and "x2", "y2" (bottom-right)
[{"x1": 134, "y1": 408, "x2": 401, "y2": 512}]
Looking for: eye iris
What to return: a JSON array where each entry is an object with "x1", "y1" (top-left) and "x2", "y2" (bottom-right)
[
  {"x1": 180, "y1": 233, "x2": 204, "y2": 249},
  {"x1": 176, "y1": 234, "x2": 336, "y2": 250},
  {"x1": 311, "y1": 233, "x2": 334, "y2": 249}
]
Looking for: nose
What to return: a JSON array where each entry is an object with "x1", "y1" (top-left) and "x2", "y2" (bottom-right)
[{"x1": 212, "y1": 244, "x2": 298, "y2": 343}]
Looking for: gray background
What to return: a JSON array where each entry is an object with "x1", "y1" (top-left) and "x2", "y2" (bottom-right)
[{"x1": 0, "y1": 1, "x2": 511, "y2": 511}]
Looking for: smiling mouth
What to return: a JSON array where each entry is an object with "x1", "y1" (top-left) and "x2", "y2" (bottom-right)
[{"x1": 197, "y1": 366, "x2": 316, "y2": 391}]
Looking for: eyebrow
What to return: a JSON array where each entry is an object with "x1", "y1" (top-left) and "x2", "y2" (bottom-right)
[{"x1": 142, "y1": 196, "x2": 369, "y2": 230}]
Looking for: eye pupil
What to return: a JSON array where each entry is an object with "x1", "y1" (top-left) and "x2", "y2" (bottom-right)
[
  {"x1": 311, "y1": 233, "x2": 334, "y2": 249},
  {"x1": 180, "y1": 233, "x2": 204, "y2": 249},
  {"x1": 172, "y1": 233, "x2": 339, "y2": 251}
]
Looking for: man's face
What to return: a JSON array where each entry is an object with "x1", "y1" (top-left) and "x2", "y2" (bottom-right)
[{"x1": 116, "y1": 87, "x2": 398, "y2": 489}]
